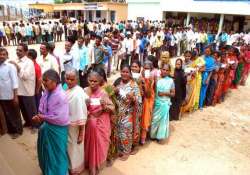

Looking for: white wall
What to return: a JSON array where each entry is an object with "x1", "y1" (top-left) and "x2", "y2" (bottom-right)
[
  {"x1": 128, "y1": 2, "x2": 162, "y2": 21},
  {"x1": 160, "y1": 0, "x2": 250, "y2": 16}
]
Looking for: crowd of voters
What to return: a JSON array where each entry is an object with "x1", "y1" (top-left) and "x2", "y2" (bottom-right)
[{"x1": 0, "y1": 18, "x2": 250, "y2": 175}]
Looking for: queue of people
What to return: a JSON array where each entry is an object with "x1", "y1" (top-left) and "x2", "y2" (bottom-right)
[{"x1": 0, "y1": 19, "x2": 250, "y2": 175}]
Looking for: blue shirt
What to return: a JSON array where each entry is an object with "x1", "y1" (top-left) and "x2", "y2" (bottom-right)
[
  {"x1": 220, "y1": 33, "x2": 228, "y2": 43},
  {"x1": 103, "y1": 45, "x2": 112, "y2": 64},
  {"x1": 139, "y1": 37, "x2": 148, "y2": 53},
  {"x1": 25, "y1": 26, "x2": 33, "y2": 36},
  {"x1": 79, "y1": 46, "x2": 89, "y2": 70},
  {"x1": 207, "y1": 34, "x2": 215, "y2": 44},
  {"x1": 0, "y1": 61, "x2": 19, "y2": 100}
]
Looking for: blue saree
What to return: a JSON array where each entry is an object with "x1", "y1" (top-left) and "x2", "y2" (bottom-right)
[
  {"x1": 150, "y1": 76, "x2": 174, "y2": 140},
  {"x1": 38, "y1": 122, "x2": 68, "y2": 175},
  {"x1": 199, "y1": 55, "x2": 216, "y2": 108}
]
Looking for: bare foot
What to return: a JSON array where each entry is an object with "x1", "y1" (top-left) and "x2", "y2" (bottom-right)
[
  {"x1": 130, "y1": 147, "x2": 139, "y2": 155},
  {"x1": 106, "y1": 159, "x2": 114, "y2": 167},
  {"x1": 119, "y1": 154, "x2": 129, "y2": 161}
]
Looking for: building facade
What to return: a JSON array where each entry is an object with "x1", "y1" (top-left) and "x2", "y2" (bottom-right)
[
  {"x1": 0, "y1": 4, "x2": 24, "y2": 21},
  {"x1": 127, "y1": 0, "x2": 250, "y2": 32},
  {"x1": 29, "y1": 2, "x2": 127, "y2": 22}
]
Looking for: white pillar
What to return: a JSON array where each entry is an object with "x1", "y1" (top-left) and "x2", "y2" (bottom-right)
[
  {"x1": 186, "y1": 12, "x2": 191, "y2": 27},
  {"x1": 217, "y1": 14, "x2": 224, "y2": 35},
  {"x1": 106, "y1": 10, "x2": 109, "y2": 22},
  {"x1": 75, "y1": 11, "x2": 77, "y2": 19},
  {"x1": 60, "y1": 11, "x2": 63, "y2": 18},
  {"x1": 93, "y1": 10, "x2": 96, "y2": 22},
  {"x1": 66, "y1": 10, "x2": 69, "y2": 17},
  {"x1": 83, "y1": 11, "x2": 86, "y2": 21}
]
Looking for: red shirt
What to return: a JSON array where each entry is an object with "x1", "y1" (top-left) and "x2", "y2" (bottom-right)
[{"x1": 33, "y1": 60, "x2": 42, "y2": 81}]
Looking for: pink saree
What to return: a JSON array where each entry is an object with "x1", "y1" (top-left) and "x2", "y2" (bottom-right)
[{"x1": 84, "y1": 88, "x2": 114, "y2": 170}]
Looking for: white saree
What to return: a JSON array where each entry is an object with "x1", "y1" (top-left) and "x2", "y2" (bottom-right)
[{"x1": 66, "y1": 85, "x2": 88, "y2": 174}]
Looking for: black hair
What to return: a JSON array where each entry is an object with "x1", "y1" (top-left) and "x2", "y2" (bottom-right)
[
  {"x1": 43, "y1": 69, "x2": 61, "y2": 85},
  {"x1": 27, "y1": 49, "x2": 37, "y2": 60},
  {"x1": 0, "y1": 47, "x2": 8, "y2": 55},
  {"x1": 67, "y1": 36, "x2": 75, "y2": 45},
  {"x1": 113, "y1": 77, "x2": 122, "y2": 87},
  {"x1": 18, "y1": 43, "x2": 28, "y2": 52},
  {"x1": 130, "y1": 60, "x2": 141, "y2": 68},
  {"x1": 114, "y1": 64, "x2": 132, "y2": 86},
  {"x1": 41, "y1": 42, "x2": 50, "y2": 51},
  {"x1": 48, "y1": 42, "x2": 55, "y2": 52},
  {"x1": 92, "y1": 66, "x2": 107, "y2": 83},
  {"x1": 121, "y1": 64, "x2": 131, "y2": 73},
  {"x1": 175, "y1": 58, "x2": 183, "y2": 69},
  {"x1": 213, "y1": 51, "x2": 221, "y2": 57},
  {"x1": 147, "y1": 55, "x2": 158, "y2": 68},
  {"x1": 96, "y1": 35, "x2": 102, "y2": 41},
  {"x1": 184, "y1": 50, "x2": 192, "y2": 55}
]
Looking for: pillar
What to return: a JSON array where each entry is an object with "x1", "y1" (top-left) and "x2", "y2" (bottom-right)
[
  {"x1": 93, "y1": 10, "x2": 96, "y2": 22},
  {"x1": 75, "y1": 11, "x2": 77, "y2": 19},
  {"x1": 83, "y1": 11, "x2": 86, "y2": 21},
  {"x1": 106, "y1": 10, "x2": 109, "y2": 23},
  {"x1": 186, "y1": 12, "x2": 191, "y2": 27},
  {"x1": 217, "y1": 14, "x2": 224, "y2": 35},
  {"x1": 60, "y1": 11, "x2": 63, "y2": 18}
]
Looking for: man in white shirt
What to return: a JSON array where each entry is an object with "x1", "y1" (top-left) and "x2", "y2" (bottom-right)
[
  {"x1": 123, "y1": 32, "x2": 133, "y2": 68},
  {"x1": 0, "y1": 47, "x2": 23, "y2": 138},
  {"x1": 37, "y1": 42, "x2": 59, "y2": 74},
  {"x1": 10, "y1": 43, "x2": 37, "y2": 129},
  {"x1": 186, "y1": 26, "x2": 195, "y2": 51},
  {"x1": 175, "y1": 27, "x2": 183, "y2": 56},
  {"x1": 60, "y1": 40, "x2": 75, "y2": 84},
  {"x1": 47, "y1": 21, "x2": 53, "y2": 42},
  {"x1": 193, "y1": 28, "x2": 200, "y2": 51},
  {"x1": 40, "y1": 22, "x2": 46, "y2": 42}
]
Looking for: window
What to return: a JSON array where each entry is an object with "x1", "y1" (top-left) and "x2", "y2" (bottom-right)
[{"x1": 96, "y1": 10, "x2": 101, "y2": 18}]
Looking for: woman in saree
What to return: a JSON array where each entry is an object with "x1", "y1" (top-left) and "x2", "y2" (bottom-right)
[
  {"x1": 148, "y1": 55, "x2": 161, "y2": 84},
  {"x1": 241, "y1": 45, "x2": 250, "y2": 86},
  {"x1": 181, "y1": 51, "x2": 199, "y2": 113},
  {"x1": 199, "y1": 47, "x2": 216, "y2": 109},
  {"x1": 33, "y1": 69, "x2": 69, "y2": 175},
  {"x1": 92, "y1": 67, "x2": 118, "y2": 167},
  {"x1": 212, "y1": 52, "x2": 227, "y2": 105},
  {"x1": 232, "y1": 48, "x2": 244, "y2": 89},
  {"x1": 113, "y1": 64, "x2": 142, "y2": 160},
  {"x1": 140, "y1": 60, "x2": 155, "y2": 144},
  {"x1": 150, "y1": 63, "x2": 175, "y2": 144},
  {"x1": 222, "y1": 47, "x2": 238, "y2": 97},
  {"x1": 205, "y1": 51, "x2": 221, "y2": 106},
  {"x1": 170, "y1": 59, "x2": 186, "y2": 121},
  {"x1": 84, "y1": 71, "x2": 115, "y2": 175},
  {"x1": 192, "y1": 51, "x2": 205, "y2": 110},
  {"x1": 65, "y1": 69, "x2": 88, "y2": 175},
  {"x1": 130, "y1": 60, "x2": 142, "y2": 82}
]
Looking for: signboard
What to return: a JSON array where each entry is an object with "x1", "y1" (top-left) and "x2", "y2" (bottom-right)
[{"x1": 84, "y1": 3, "x2": 104, "y2": 10}]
